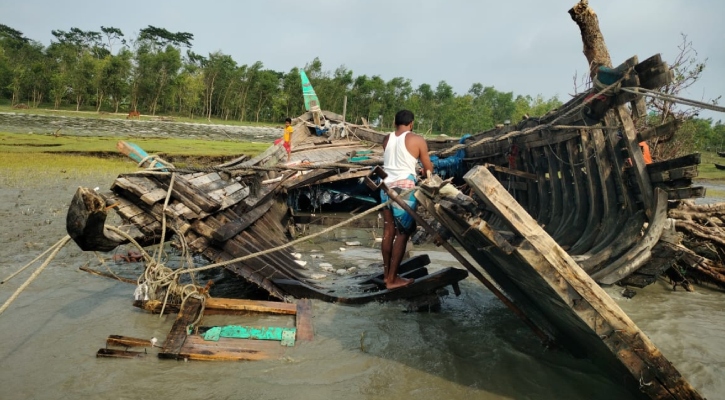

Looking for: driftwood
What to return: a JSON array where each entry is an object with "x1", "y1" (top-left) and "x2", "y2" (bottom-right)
[
  {"x1": 666, "y1": 200, "x2": 725, "y2": 288},
  {"x1": 569, "y1": 0, "x2": 612, "y2": 79}
]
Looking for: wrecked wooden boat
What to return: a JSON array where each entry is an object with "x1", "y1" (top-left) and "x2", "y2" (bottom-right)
[
  {"x1": 409, "y1": 47, "x2": 705, "y2": 397},
  {"x1": 66, "y1": 108, "x2": 469, "y2": 306}
]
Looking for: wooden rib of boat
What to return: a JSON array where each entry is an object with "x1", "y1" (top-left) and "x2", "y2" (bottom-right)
[
  {"x1": 408, "y1": 52, "x2": 704, "y2": 398},
  {"x1": 416, "y1": 166, "x2": 701, "y2": 399}
]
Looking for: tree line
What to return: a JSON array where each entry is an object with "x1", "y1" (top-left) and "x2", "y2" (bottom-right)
[
  {"x1": 2, "y1": 23, "x2": 720, "y2": 146},
  {"x1": 0, "y1": 23, "x2": 566, "y2": 135}
]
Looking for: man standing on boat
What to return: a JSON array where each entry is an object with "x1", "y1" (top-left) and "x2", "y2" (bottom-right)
[{"x1": 380, "y1": 110, "x2": 433, "y2": 289}]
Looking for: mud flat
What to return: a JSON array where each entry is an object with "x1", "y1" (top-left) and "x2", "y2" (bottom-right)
[{"x1": 0, "y1": 112, "x2": 281, "y2": 142}]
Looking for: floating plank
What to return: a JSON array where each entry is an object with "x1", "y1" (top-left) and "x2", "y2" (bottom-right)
[
  {"x1": 106, "y1": 335, "x2": 152, "y2": 348},
  {"x1": 295, "y1": 299, "x2": 314, "y2": 341},
  {"x1": 178, "y1": 336, "x2": 283, "y2": 361},
  {"x1": 202, "y1": 325, "x2": 295, "y2": 346},
  {"x1": 205, "y1": 298, "x2": 297, "y2": 315},
  {"x1": 96, "y1": 348, "x2": 147, "y2": 359}
]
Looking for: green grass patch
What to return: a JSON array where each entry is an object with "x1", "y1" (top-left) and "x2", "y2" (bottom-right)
[
  {"x1": 0, "y1": 131, "x2": 271, "y2": 188},
  {"x1": 705, "y1": 188, "x2": 725, "y2": 199},
  {"x1": 696, "y1": 151, "x2": 725, "y2": 181},
  {"x1": 0, "y1": 132, "x2": 269, "y2": 157},
  {"x1": 0, "y1": 152, "x2": 138, "y2": 187}
]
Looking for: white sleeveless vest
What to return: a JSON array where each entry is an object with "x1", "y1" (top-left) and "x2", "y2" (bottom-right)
[{"x1": 383, "y1": 131, "x2": 418, "y2": 184}]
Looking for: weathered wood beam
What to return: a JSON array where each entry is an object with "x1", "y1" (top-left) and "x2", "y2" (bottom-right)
[
  {"x1": 649, "y1": 165, "x2": 699, "y2": 183},
  {"x1": 638, "y1": 119, "x2": 682, "y2": 142},
  {"x1": 66, "y1": 187, "x2": 128, "y2": 252},
  {"x1": 647, "y1": 153, "x2": 701, "y2": 174},
  {"x1": 485, "y1": 163, "x2": 538, "y2": 180},
  {"x1": 295, "y1": 299, "x2": 314, "y2": 341},
  {"x1": 159, "y1": 297, "x2": 203, "y2": 359},
  {"x1": 463, "y1": 165, "x2": 704, "y2": 399},
  {"x1": 569, "y1": 0, "x2": 612, "y2": 79}
]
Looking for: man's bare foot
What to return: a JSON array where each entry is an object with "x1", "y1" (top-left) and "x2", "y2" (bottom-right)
[{"x1": 385, "y1": 277, "x2": 414, "y2": 290}]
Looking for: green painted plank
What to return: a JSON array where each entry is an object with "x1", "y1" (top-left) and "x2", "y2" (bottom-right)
[{"x1": 203, "y1": 325, "x2": 297, "y2": 346}]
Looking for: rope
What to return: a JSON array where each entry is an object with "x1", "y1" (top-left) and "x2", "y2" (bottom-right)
[
  {"x1": 1, "y1": 235, "x2": 70, "y2": 284},
  {"x1": 620, "y1": 87, "x2": 725, "y2": 113},
  {"x1": 0, "y1": 235, "x2": 72, "y2": 317}
]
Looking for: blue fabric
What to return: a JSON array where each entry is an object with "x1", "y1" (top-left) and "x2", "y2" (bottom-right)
[{"x1": 380, "y1": 174, "x2": 418, "y2": 234}]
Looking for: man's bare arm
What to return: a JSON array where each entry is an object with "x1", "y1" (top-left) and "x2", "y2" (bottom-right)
[{"x1": 412, "y1": 134, "x2": 434, "y2": 177}]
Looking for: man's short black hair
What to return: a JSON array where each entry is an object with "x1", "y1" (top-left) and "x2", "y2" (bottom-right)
[
  {"x1": 394, "y1": 110, "x2": 414, "y2": 127},
  {"x1": 285, "y1": 117, "x2": 292, "y2": 123}
]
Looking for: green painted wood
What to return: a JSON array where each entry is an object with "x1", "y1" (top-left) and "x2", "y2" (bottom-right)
[{"x1": 203, "y1": 325, "x2": 297, "y2": 346}]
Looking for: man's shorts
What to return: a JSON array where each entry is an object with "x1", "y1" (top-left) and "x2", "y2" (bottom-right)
[
  {"x1": 380, "y1": 175, "x2": 418, "y2": 235},
  {"x1": 283, "y1": 141, "x2": 291, "y2": 154}
]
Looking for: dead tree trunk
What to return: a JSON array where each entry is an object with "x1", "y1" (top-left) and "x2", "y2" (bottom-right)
[{"x1": 568, "y1": 0, "x2": 613, "y2": 80}]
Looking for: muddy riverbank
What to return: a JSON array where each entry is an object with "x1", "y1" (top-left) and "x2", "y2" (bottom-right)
[{"x1": 0, "y1": 111, "x2": 282, "y2": 143}]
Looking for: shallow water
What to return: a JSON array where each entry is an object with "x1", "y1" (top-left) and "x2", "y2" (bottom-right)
[{"x1": 0, "y1": 172, "x2": 723, "y2": 400}]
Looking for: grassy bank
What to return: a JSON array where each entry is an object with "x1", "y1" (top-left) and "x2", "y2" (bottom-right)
[
  {"x1": 0, "y1": 131, "x2": 270, "y2": 187},
  {"x1": 698, "y1": 151, "x2": 725, "y2": 181},
  {"x1": 0, "y1": 132, "x2": 268, "y2": 157}
]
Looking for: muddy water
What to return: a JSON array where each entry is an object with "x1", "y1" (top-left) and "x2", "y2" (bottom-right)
[{"x1": 1, "y1": 171, "x2": 724, "y2": 400}]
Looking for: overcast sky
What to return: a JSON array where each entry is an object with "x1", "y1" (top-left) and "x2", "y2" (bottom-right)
[{"x1": 3, "y1": 0, "x2": 724, "y2": 122}]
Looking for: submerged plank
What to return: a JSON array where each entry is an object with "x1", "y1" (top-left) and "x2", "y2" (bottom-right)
[
  {"x1": 106, "y1": 335, "x2": 153, "y2": 348},
  {"x1": 97, "y1": 348, "x2": 147, "y2": 359},
  {"x1": 295, "y1": 299, "x2": 314, "y2": 341},
  {"x1": 178, "y1": 336, "x2": 283, "y2": 361}
]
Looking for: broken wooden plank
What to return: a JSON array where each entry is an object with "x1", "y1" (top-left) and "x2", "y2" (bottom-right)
[
  {"x1": 213, "y1": 198, "x2": 275, "y2": 242},
  {"x1": 485, "y1": 163, "x2": 538, "y2": 180},
  {"x1": 106, "y1": 335, "x2": 153, "y2": 348},
  {"x1": 158, "y1": 297, "x2": 203, "y2": 360},
  {"x1": 649, "y1": 165, "x2": 699, "y2": 183},
  {"x1": 295, "y1": 299, "x2": 314, "y2": 341},
  {"x1": 178, "y1": 336, "x2": 283, "y2": 361},
  {"x1": 273, "y1": 267, "x2": 468, "y2": 305},
  {"x1": 638, "y1": 119, "x2": 681, "y2": 142},
  {"x1": 96, "y1": 348, "x2": 147, "y2": 359},
  {"x1": 154, "y1": 174, "x2": 221, "y2": 213},
  {"x1": 205, "y1": 298, "x2": 297, "y2": 315}
]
